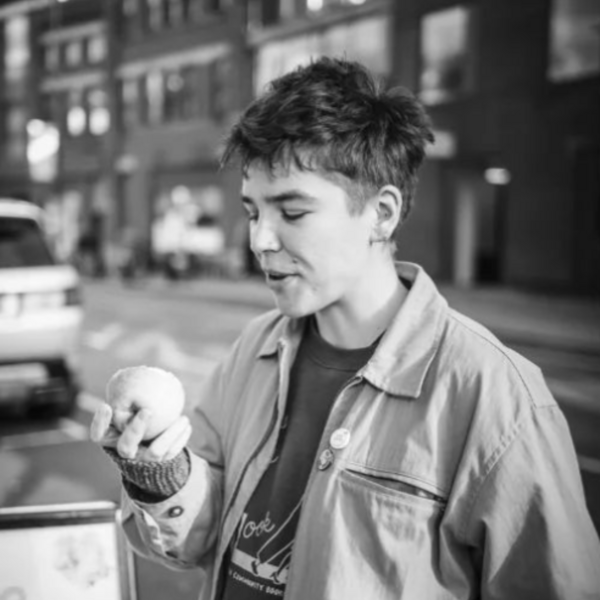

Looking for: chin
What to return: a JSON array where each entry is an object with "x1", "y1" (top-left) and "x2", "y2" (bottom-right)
[
  {"x1": 276, "y1": 304, "x2": 309, "y2": 319},
  {"x1": 274, "y1": 297, "x2": 317, "y2": 319}
]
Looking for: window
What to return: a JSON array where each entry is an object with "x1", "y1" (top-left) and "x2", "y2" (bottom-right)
[
  {"x1": 306, "y1": 0, "x2": 370, "y2": 14},
  {"x1": 39, "y1": 93, "x2": 63, "y2": 127},
  {"x1": 209, "y1": 57, "x2": 231, "y2": 119},
  {"x1": 4, "y1": 16, "x2": 29, "y2": 76},
  {"x1": 279, "y1": 0, "x2": 296, "y2": 20},
  {"x1": 120, "y1": 78, "x2": 139, "y2": 130},
  {"x1": 26, "y1": 119, "x2": 60, "y2": 184},
  {"x1": 44, "y1": 44, "x2": 60, "y2": 72},
  {"x1": 39, "y1": 94, "x2": 53, "y2": 122},
  {"x1": 146, "y1": 71, "x2": 164, "y2": 124},
  {"x1": 549, "y1": 0, "x2": 600, "y2": 81},
  {"x1": 419, "y1": 5, "x2": 475, "y2": 105},
  {"x1": 247, "y1": 0, "x2": 292, "y2": 28},
  {"x1": 65, "y1": 40, "x2": 83, "y2": 68},
  {"x1": 246, "y1": 0, "x2": 262, "y2": 28},
  {"x1": 128, "y1": 61, "x2": 235, "y2": 127},
  {"x1": 0, "y1": 218, "x2": 54, "y2": 268},
  {"x1": 87, "y1": 36, "x2": 107, "y2": 64},
  {"x1": 143, "y1": 65, "x2": 217, "y2": 123},
  {"x1": 147, "y1": 0, "x2": 165, "y2": 30},
  {"x1": 122, "y1": 0, "x2": 139, "y2": 38},
  {"x1": 88, "y1": 89, "x2": 110, "y2": 135},
  {"x1": 253, "y1": 15, "x2": 390, "y2": 95},
  {"x1": 166, "y1": 0, "x2": 185, "y2": 26},
  {"x1": 189, "y1": 0, "x2": 222, "y2": 22},
  {"x1": 66, "y1": 90, "x2": 86, "y2": 136},
  {"x1": 204, "y1": 0, "x2": 223, "y2": 14},
  {"x1": 164, "y1": 70, "x2": 187, "y2": 120},
  {"x1": 184, "y1": 64, "x2": 210, "y2": 118},
  {"x1": 5, "y1": 105, "x2": 27, "y2": 161},
  {"x1": 4, "y1": 16, "x2": 30, "y2": 98}
]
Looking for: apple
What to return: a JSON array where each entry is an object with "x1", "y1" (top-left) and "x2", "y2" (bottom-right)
[{"x1": 105, "y1": 365, "x2": 185, "y2": 441}]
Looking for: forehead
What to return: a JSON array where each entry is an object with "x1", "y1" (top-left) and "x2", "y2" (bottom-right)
[{"x1": 241, "y1": 162, "x2": 352, "y2": 202}]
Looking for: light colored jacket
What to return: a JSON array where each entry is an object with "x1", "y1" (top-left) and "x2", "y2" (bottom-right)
[{"x1": 121, "y1": 263, "x2": 600, "y2": 599}]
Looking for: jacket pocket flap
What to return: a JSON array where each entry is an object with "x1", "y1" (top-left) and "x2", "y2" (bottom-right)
[{"x1": 343, "y1": 464, "x2": 446, "y2": 505}]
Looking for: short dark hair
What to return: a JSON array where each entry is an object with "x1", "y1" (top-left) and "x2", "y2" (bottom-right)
[{"x1": 221, "y1": 56, "x2": 434, "y2": 223}]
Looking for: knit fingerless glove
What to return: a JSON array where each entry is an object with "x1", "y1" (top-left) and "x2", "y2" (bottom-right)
[{"x1": 103, "y1": 447, "x2": 191, "y2": 504}]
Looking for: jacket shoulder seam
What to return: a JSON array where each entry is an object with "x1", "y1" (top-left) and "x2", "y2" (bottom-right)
[{"x1": 447, "y1": 310, "x2": 540, "y2": 407}]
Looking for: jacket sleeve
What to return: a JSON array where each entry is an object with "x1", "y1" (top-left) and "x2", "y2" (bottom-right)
[
  {"x1": 465, "y1": 404, "x2": 600, "y2": 600},
  {"x1": 119, "y1": 337, "x2": 241, "y2": 574}
]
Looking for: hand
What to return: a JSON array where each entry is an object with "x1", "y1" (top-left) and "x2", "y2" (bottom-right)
[{"x1": 90, "y1": 403, "x2": 192, "y2": 462}]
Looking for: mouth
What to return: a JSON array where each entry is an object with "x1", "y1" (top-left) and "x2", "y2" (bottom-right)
[{"x1": 264, "y1": 270, "x2": 295, "y2": 284}]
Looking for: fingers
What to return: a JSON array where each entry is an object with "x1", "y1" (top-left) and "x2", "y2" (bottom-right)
[
  {"x1": 116, "y1": 408, "x2": 152, "y2": 459},
  {"x1": 92, "y1": 404, "x2": 191, "y2": 463},
  {"x1": 141, "y1": 416, "x2": 191, "y2": 462},
  {"x1": 90, "y1": 404, "x2": 116, "y2": 444}
]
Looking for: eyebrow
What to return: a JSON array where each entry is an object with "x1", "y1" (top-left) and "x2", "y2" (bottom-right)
[{"x1": 241, "y1": 190, "x2": 318, "y2": 206}]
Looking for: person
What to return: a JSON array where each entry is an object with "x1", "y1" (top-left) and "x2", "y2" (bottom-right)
[
  {"x1": 91, "y1": 57, "x2": 600, "y2": 599},
  {"x1": 78, "y1": 208, "x2": 106, "y2": 278},
  {"x1": 118, "y1": 226, "x2": 147, "y2": 283}
]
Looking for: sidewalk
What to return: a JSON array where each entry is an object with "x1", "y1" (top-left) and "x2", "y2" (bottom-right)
[{"x1": 438, "y1": 285, "x2": 600, "y2": 354}]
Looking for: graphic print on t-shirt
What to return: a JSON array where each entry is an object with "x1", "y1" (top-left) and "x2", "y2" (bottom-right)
[{"x1": 229, "y1": 498, "x2": 303, "y2": 591}]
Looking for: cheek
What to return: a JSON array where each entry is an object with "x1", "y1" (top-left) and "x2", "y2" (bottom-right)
[
  {"x1": 301, "y1": 238, "x2": 365, "y2": 284},
  {"x1": 324, "y1": 227, "x2": 370, "y2": 264},
  {"x1": 287, "y1": 220, "x2": 368, "y2": 272}
]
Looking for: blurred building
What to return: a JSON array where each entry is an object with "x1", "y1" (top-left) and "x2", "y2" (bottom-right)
[
  {"x1": 0, "y1": 0, "x2": 598, "y2": 292},
  {"x1": 392, "y1": 0, "x2": 600, "y2": 294},
  {"x1": 246, "y1": 0, "x2": 391, "y2": 95},
  {"x1": 0, "y1": 0, "x2": 250, "y2": 274},
  {"x1": 108, "y1": 0, "x2": 250, "y2": 275},
  {"x1": 0, "y1": 0, "x2": 112, "y2": 264}
]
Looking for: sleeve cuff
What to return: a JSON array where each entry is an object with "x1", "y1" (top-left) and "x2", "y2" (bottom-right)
[{"x1": 103, "y1": 447, "x2": 191, "y2": 502}]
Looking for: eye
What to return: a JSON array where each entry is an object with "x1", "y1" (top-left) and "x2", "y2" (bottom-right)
[{"x1": 282, "y1": 211, "x2": 307, "y2": 222}]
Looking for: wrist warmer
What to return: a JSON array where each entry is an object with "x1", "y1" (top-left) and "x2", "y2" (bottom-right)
[{"x1": 103, "y1": 447, "x2": 191, "y2": 503}]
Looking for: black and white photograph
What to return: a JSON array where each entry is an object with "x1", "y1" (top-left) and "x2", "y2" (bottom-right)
[{"x1": 0, "y1": 1, "x2": 599, "y2": 599}]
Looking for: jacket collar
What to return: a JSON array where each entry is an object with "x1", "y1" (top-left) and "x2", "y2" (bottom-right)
[
  {"x1": 257, "y1": 262, "x2": 448, "y2": 399},
  {"x1": 257, "y1": 312, "x2": 303, "y2": 359},
  {"x1": 360, "y1": 263, "x2": 448, "y2": 398}
]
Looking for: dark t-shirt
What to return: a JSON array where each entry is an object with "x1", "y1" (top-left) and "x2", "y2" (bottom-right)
[{"x1": 221, "y1": 318, "x2": 379, "y2": 599}]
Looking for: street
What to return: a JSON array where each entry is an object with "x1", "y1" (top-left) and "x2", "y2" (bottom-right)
[
  {"x1": 1, "y1": 279, "x2": 599, "y2": 600},
  {"x1": 0, "y1": 281, "x2": 266, "y2": 600}
]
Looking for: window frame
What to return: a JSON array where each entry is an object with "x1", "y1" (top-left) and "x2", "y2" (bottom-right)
[{"x1": 417, "y1": 3, "x2": 478, "y2": 106}]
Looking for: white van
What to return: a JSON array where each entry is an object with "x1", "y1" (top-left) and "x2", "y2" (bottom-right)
[{"x1": 0, "y1": 199, "x2": 83, "y2": 415}]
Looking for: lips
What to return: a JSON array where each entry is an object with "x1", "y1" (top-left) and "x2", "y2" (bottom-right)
[
  {"x1": 263, "y1": 269, "x2": 295, "y2": 282},
  {"x1": 266, "y1": 271, "x2": 291, "y2": 281}
]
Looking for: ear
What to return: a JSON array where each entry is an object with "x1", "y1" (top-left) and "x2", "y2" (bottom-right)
[{"x1": 369, "y1": 185, "x2": 402, "y2": 243}]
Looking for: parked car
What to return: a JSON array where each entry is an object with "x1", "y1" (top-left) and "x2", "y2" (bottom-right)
[{"x1": 0, "y1": 198, "x2": 83, "y2": 416}]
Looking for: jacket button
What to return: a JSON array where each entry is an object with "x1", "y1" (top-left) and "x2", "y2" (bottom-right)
[
  {"x1": 317, "y1": 448, "x2": 334, "y2": 471},
  {"x1": 330, "y1": 428, "x2": 351, "y2": 450},
  {"x1": 167, "y1": 506, "x2": 184, "y2": 518}
]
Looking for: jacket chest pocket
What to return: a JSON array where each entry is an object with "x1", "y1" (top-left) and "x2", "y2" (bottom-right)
[
  {"x1": 321, "y1": 464, "x2": 447, "y2": 598},
  {"x1": 336, "y1": 464, "x2": 446, "y2": 543}
]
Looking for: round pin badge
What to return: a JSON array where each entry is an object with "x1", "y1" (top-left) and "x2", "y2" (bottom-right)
[{"x1": 330, "y1": 428, "x2": 351, "y2": 450}]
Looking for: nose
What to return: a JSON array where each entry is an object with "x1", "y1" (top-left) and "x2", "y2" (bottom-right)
[{"x1": 250, "y1": 215, "x2": 281, "y2": 255}]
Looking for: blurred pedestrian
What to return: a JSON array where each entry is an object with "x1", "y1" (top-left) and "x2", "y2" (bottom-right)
[
  {"x1": 118, "y1": 227, "x2": 147, "y2": 283},
  {"x1": 77, "y1": 209, "x2": 106, "y2": 278},
  {"x1": 91, "y1": 57, "x2": 600, "y2": 599}
]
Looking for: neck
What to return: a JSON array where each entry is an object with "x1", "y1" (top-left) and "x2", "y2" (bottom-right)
[{"x1": 315, "y1": 259, "x2": 407, "y2": 349}]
